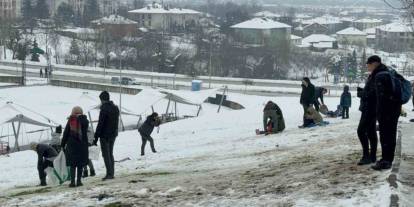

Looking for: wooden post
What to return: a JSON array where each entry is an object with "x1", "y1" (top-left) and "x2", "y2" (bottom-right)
[
  {"x1": 217, "y1": 86, "x2": 227, "y2": 113},
  {"x1": 88, "y1": 111, "x2": 95, "y2": 135},
  {"x1": 197, "y1": 105, "x2": 202, "y2": 117},
  {"x1": 165, "y1": 99, "x2": 171, "y2": 120},
  {"x1": 12, "y1": 121, "x2": 21, "y2": 151},
  {"x1": 174, "y1": 101, "x2": 177, "y2": 120}
]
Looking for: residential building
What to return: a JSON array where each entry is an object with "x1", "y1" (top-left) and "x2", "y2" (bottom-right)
[
  {"x1": 230, "y1": 17, "x2": 291, "y2": 47},
  {"x1": 353, "y1": 18, "x2": 382, "y2": 31},
  {"x1": 303, "y1": 23, "x2": 328, "y2": 37},
  {"x1": 92, "y1": 14, "x2": 138, "y2": 38},
  {"x1": 302, "y1": 16, "x2": 345, "y2": 34},
  {"x1": 301, "y1": 34, "x2": 337, "y2": 51},
  {"x1": 291, "y1": 34, "x2": 302, "y2": 46},
  {"x1": 336, "y1": 27, "x2": 367, "y2": 46},
  {"x1": 0, "y1": 0, "x2": 21, "y2": 20},
  {"x1": 364, "y1": 27, "x2": 377, "y2": 47},
  {"x1": 253, "y1": 11, "x2": 282, "y2": 21},
  {"x1": 376, "y1": 22, "x2": 414, "y2": 52},
  {"x1": 128, "y1": 3, "x2": 202, "y2": 32}
]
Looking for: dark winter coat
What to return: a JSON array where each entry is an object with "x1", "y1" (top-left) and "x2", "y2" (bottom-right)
[
  {"x1": 358, "y1": 64, "x2": 401, "y2": 119},
  {"x1": 300, "y1": 81, "x2": 315, "y2": 107},
  {"x1": 314, "y1": 87, "x2": 325, "y2": 104},
  {"x1": 340, "y1": 86, "x2": 352, "y2": 108},
  {"x1": 94, "y1": 101, "x2": 120, "y2": 140},
  {"x1": 374, "y1": 64, "x2": 402, "y2": 120},
  {"x1": 263, "y1": 102, "x2": 285, "y2": 132},
  {"x1": 139, "y1": 115, "x2": 161, "y2": 136},
  {"x1": 36, "y1": 144, "x2": 58, "y2": 170},
  {"x1": 61, "y1": 115, "x2": 89, "y2": 167}
]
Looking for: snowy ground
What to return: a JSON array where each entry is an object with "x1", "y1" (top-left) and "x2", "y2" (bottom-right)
[{"x1": 0, "y1": 85, "x2": 396, "y2": 206}]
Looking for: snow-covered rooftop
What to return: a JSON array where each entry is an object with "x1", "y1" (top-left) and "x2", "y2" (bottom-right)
[
  {"x1": 377, "y1": 22, "x2": 412, "y2": 33},
  {"x1": 336, "y1": 27, "x2": 367, "y2": 36},
  {"x1": 129, "y1": 3, "x2": 201, "y2": 15},
  {"x1": 363, "y1": 27, "x2": 377, "y2": 35},
  {"x1": 253, "y1": 11, "x2": 281, "y2": 18},
  {"x1": 302, "y1": 15, "x2": 342, "y2": 25},
  {"x1": 291, "y1": 34, "x2": 302, "y2": 40},
  {"x1": 231, "y1": 18, "x2": 291, "y2": 30},
  {"x1": 92, "y1": 15, "x2": 137, "y2": 25},
  {"x1": 302, "y1": 34, "x2": 336, "y2": 45},
  {"x1": 354, "y1": 18, "x2": 382, "y2": 23}
]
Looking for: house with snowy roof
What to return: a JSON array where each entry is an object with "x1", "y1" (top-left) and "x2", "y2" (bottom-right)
[
  {"x1": 303, "y1": 23, "x2": 328, "y2": 37},
  {"x1": 128, "y1": 2, "x2": 202, "y2": 33},
  {"x1": 302, "y1": 16, "x2": 345, "y2": 34},
  {"x1": 353, "y1": 18, "x2": 383, "y2": 31},
  {"x1": 230, "y1": 18, "x2": 292, "y2": 47},
  {"x1": 363, "y1": 27, "x2": 378, "y2": 47},
  {"x1": 253, "y1": 11, "x2": 282, "y2": 20},
  {"x1": 92, "y1": 15, "x2": 138, "y2": 38},
  {"x1": 301, "y1": 34, "x2": 337, "y2": 51},
  {"x1": 376, "y1": 22, "x2": 414, "y2": 52},
  {"x1": 336, "y1": 27, "x2": 367, "y2": 46}
]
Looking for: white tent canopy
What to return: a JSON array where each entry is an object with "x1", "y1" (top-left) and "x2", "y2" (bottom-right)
[
  {"x1": 158, "y1": 88, "x2": 219, "y2": 106},
  {"x1": 0, "y1": 102, "x2": 59, "y2": 151},
  {"x1": 77, "y1": 92, "x2": 140, "y2": 116}
]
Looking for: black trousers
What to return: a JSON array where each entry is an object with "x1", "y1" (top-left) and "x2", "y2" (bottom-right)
[
  {"x1": 38, "y1": 160, "x2": 53, "y2": 184},
  {"x1": 100, "y1": 138, "x2": 116, "y2": 177},
  {"x1": 314, "y1": 101, "x2": 320, "y2": 112},
  {"x1": 342, "y1": 107, "x2": 349, "y2": 119},
  {"x1": 140, "y1": 132, "x2": 156, "y2": 155},
  {"x1": 357, "y1": 112, "x2": 377, "y2": 160},
  {"x1": 83, "y1": 159, "x2": 95, "y2": 174},
  {"x1": 70, "y1": 166, "x2": 83, "y2": 184},
  {"x1": 378, "y1": 111, "x2": 400, "y2": 163}
]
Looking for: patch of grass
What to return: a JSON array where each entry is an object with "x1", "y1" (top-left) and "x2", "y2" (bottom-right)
[{"x1": 11, "y1": 187, "x2": 52, "y2": 197}]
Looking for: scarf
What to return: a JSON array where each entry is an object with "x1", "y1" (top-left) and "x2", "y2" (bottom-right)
[{"x1": 68, "y1": 115, "x2": 82, "y2": 141}]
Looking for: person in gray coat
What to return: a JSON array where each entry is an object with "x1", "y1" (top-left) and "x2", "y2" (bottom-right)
[{"x1": 30, "y1": 143, "x2": 58, "y2": 186}]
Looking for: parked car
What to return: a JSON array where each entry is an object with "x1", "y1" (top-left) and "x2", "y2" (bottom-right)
[{"x1": 112, "y1": 77, "x2": 140, "y2": 85}]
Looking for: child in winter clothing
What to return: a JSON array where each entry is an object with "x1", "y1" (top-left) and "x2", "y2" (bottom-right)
[{"x1": 340, "y1": 85, "x2": 352, "y2": 119}]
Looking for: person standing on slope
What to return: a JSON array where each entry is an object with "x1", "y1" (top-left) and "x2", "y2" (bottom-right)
[{"x1": 93, "y1": 91, "x2": 120, "y2": 180}]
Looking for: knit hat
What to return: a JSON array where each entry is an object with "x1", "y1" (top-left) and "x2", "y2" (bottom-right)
[
  {"x1": 99, "y1": 91, "x2": 110, "y2": 101},
  {"x1": 366, "y1": 55, "x2": 381, "y2": 64}
]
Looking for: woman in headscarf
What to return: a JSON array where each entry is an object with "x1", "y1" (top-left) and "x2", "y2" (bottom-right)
[{"x1": 61, "y1": 106, "x2": 89, "y2": 187}]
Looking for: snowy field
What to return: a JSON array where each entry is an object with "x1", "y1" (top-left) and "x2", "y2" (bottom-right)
[{"x1": 0, "y1": 85, "x2": 400, "y2": 206}]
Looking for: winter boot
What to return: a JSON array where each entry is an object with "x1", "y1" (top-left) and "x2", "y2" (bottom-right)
[
  {"x1": 90, "y1": 170, "x2": 96, "y2": 177},
  {"x1": 371, "y1": 160, "x2": 392, "y2": 171},
  {"x1": 69, "y1": 167, "x2": 76, "y2": 187},
  {"x1": 357, "y1": 157, "x2": 372, "y2": 165},
  {"x1": 83, "y1": 169, "x2": 88, "y2": 178}
]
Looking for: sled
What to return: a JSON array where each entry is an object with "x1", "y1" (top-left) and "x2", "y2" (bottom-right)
[{"x1": 115, "y1": 157, "x2": 131, "y2": 163}]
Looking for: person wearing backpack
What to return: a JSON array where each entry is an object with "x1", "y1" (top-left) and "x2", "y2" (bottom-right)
[{"x1": 366, "y1": 56, "x2": 404, "y2": 170}]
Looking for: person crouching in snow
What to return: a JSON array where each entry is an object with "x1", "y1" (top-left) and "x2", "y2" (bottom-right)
[
  {"x1": 61, "y1": 106, "x2": 89, "y2": 187},
  {"x1": 30, "y1": 142, "x2": 58, "y2": 186},
  {"x1": 138, "y1": 112, "x2": 161, "y2": 156},
  {"x1": 340, "y1": 85, "x2": 352, "y2": 119},
  {"x1": 302, "y1": 106, "x2": 326, "y2": 128},
  {"x1": 259, "y1": 101, "x2": 285, "y2": 135}
]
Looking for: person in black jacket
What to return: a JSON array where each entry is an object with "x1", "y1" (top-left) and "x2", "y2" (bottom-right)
[
  {"x1": 61, "y1": 106, "x2": 89, "y2": 187},
  {"x1": 300, "y1": 77, "x2": 315, "y2": 127},
  {"x1": 93, "y1": 91, "x2": 120, "y2": 180},
  {"x1": 340, "y1": 85, "x2": 352, "y2": 119},
  {"x1": 30, "y1": 142, "x2": 58, "y2": 186},
  {"x1": 314, "y1": 87, "x2": 327, "y2": 111},
  {"x1": 139, "y1": 112, "x2": 161, "y2": 156},
  {"x1": 368, "y1": 56, "x2": 402, "y2": 170}
]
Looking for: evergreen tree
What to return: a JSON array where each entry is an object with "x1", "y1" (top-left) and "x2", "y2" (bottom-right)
[
  {"x1": 30, "y1": 40, "x2": 44, "y2": 62},
  {"x1": 56, "y1": 3, "x2": 75, "y2": 26},
  {"x1": 359, "y1": 48, "x2": 367, "y2": 80},
  {"x1": 35, "y1": 0, "x2": 50, "y2": 19},
  {"x1": 69, "y1": 39, "x2": 80, "y2": 64},
  {"x1": 83, "y1": 0, "x2": 100, "y2": 26},
  {"x1": 21, "y1": 0, "x2": 36, "y2": 32},
  {"x1": 133, "y1": 0, "x2": 145, "y2": 9},
  {"x1": 347, "y1": 50, "x2": 358, "y2": 82}
]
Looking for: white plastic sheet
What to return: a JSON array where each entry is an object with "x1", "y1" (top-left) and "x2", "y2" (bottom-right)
[{"x1": 89, "y1": 146, "x2": 101, "y2": 161}]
